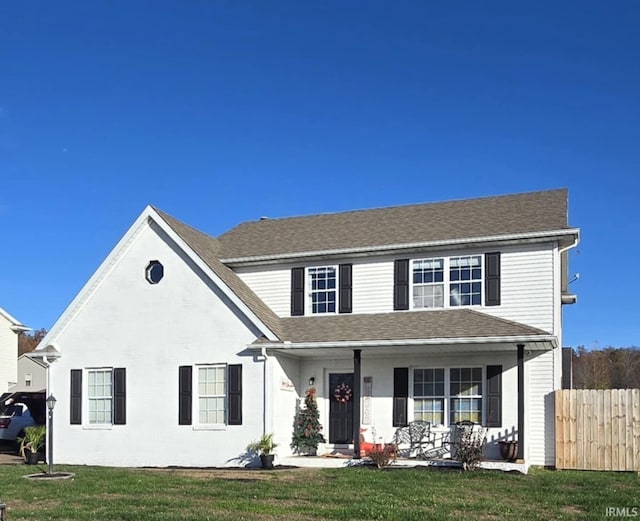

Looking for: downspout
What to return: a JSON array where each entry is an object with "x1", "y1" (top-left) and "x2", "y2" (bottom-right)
[
  {"x1": 260, "y1": 347, "x2": 269, "y2": 435},
  {"x1": 558, "y1": 236, "x2": 579, "y2": 256}
]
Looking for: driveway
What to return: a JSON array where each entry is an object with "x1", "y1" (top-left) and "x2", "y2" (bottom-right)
[{"x1": 0, "y1": 441, "x2": 24, "y2": 465}]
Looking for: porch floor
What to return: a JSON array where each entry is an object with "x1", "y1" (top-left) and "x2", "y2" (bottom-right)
[{"x1": 279, "y1": 454, "x2": 529, "y2": 474}]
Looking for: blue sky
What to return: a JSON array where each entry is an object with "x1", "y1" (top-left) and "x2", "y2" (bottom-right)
[{"x1": 1, "y1": 1, "x2": 638, "y2": 348}]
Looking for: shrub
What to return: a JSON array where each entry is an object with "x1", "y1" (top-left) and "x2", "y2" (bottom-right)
[
  {"x1": 366, "y1": 444, "x2": 397, "y2": 469},
  {"x1": 454, "y1": 426, "x2": 486, "y2": 471}
]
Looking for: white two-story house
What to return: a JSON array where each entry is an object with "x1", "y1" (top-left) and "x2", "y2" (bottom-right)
[{"x1": 35, "y1": 189, "x2": 579, "y2": 468}]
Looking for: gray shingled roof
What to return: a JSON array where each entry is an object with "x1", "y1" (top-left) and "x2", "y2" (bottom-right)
[
  {"x1": 218, "y1": 189, "x2": 571, "y2": 260},
  {"x1": 278, "y1": 309, "x2": 549, "y2": 344},
  {"x1": 153, "y1": 189, "x2": 568, "y2": 346},
  {"x1": 152, "y1": 208, "x2": 283, "y2": 338}
]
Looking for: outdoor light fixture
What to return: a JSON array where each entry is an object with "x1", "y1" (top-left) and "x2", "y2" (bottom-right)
[
  {"x1": 46, "y1": 394, "x2": 56, "y2": 475},
  {"x1": 308, "y1": 377, "x2": 315, "y2": 386},
  {"x1": 46, "y1": 395, "x2": 57, "y2": 411}
]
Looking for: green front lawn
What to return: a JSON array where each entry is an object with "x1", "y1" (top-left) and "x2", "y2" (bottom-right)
[{"x1": 0, "y1": 464, "x2": 637, "y2": 520}]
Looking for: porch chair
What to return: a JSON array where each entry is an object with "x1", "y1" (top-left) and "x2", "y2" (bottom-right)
[{"x1": 393, "y1": 420, "x2": 434, "y2": 459}]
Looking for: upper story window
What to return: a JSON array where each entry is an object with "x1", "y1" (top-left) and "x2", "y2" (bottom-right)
[
  {"x1": 412, "y1": 255, "x2": 482, "y2": 309},
  {"x1": 291, "y1": 265, "x2": 352, "y2": 316},
  {"x1": 449, "y1": 256, "x2": 482, "y2": 306},
  {"x1": 309, "y1": 266, "x2": 337, "y2": 314},
  {"x1": 413, "y1": 259, "x2": 444, "y2": 308}
]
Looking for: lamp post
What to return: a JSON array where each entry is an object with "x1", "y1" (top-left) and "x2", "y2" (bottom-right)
[{"x1": 46, "y1": 394, "x2": 56, "y2": 475}]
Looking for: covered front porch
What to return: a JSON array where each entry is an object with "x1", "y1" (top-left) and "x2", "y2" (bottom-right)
[{"x1": 257, "y1": 318, "x2": 558, "y2": 469}]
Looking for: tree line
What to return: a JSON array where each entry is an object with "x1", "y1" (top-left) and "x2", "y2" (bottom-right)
[
  {"x1": 17, "y1": 329, "x2": 47, "y2": 356},
  {"x1": 571, "y1": 346, "x2": 640, "y2": 389}
]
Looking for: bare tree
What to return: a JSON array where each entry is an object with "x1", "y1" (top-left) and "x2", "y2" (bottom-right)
[{"x1": 17, "y1": 328, "x2": 47, "y2": 356}]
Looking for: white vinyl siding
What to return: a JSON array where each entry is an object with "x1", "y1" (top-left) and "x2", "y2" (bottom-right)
[
  {"x1": 234, "y1": 243, "x2": 557, "y2": 332},
  {"x1": 0, "y1": 314, "x2": 18, "y2": 394},
  {"x1": 351, "y1": 260, "x2": 394, "y2": 314},
  {"x1": 526, "y1": 350, "x2": 555, "y2": 466},
  {"x1": 481, "y1": 245, "x2": 555, "y2": 333},
  {"x1": 236, "y1": 266, "x2": 294, "y2": 317}
]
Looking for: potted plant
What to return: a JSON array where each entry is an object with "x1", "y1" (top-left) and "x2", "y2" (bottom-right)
[
  {"x1": 498, "y1": 440, "x2": 518, "y2": 461},
  {"x1": 17, "y1": 425, "x2": 46, "y2": 465},
  {"x1": 247, "y1": 433, "x2": 278, "y2": 469}
]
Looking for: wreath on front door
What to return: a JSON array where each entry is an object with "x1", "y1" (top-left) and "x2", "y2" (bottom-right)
[{"x1": 334, "y1": 382, "x2": 353, "y2": 403}]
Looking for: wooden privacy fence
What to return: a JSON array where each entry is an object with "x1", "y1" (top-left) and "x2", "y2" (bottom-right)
[{"x1": 555, "y1": 389, "x2": 640, "y2": 471}]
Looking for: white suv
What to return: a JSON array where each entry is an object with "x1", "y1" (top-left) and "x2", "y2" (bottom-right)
[{"x1": 0, "y1": 403, "x2": 36, "y2": 442}]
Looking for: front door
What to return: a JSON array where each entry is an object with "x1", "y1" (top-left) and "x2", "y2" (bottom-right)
[{"x1": 329, "y1": 373, "x2": 354, "y2": 444}]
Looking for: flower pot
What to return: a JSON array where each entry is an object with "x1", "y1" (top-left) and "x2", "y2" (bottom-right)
[
  {"x1": 260, "y1": 454, "x2": 275, "y2": 469},
  {"x1": 25, "y1": 449, "x2": 41, "y2": 465},
  {"x1": 498, "y1": 441, "x2": 518, "y2": 461}
]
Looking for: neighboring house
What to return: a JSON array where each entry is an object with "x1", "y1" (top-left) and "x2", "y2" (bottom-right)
[
  {"x1": 9, "y1": 354, "x2": 47, "y2": 395},
  {"x1": 4, "y1": 354, "x2": 47, "y2": 424},
  {"x1": 0, "y1": 308, "x2": 29, "y2": 394},
  {"x1": 35, "y1": 189, "x2": 579, "y2": 468}
]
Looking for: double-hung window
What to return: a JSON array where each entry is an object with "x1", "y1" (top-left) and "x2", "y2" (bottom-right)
[
  {"x1": 198, "y1": 365, "x2": 227, "y2": 425},
  {"x1": 413, "y1": 259, "x2": 444, "y2": 308},
  {"x1": 412, "y1": 255, "x2": 482, "y2": 309},
  {"x1": 309, "y1": 266, "x2": 337, "y2": 314},
  {"x1": 413, "y1": 368, "x2": 445, "y2": 424},
  {"x1": 88, "y1": 369, "x2": 113, "y2": 425},
  {"x1": 449, "y1": 256, "x2": 482, "y2": 306},
  {"x1": 449, "y1": 367, "x2": 483, "y2": 424},
  {"x1": 412, "y1": 367, "x2": 483, "y2": 426}
]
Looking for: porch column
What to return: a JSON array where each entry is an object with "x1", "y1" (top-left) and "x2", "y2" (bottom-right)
[
  {"x1": 517, "y1": 343, "x2": 525, "y2": 460},
  {"x1": 353, "y1": 349, "x2": 361, "y2": 459}
]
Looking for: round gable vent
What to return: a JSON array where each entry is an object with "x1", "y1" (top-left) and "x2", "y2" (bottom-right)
[{"x1": 145, "y1": 260, "x2": 164, "y2": 284}]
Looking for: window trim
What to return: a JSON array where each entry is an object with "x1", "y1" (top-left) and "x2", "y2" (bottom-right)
[
  {"x1": 86, "y1": 367, "x2": 114, "y2": 427},
  {"x1": 194, "y1": 363, "x2": 228, "y2": 430},
  {"x1": 410, "y1": 255, "x2": 484, "y2": 310},
  {"x1": 411, "y1": 366, "x2": 485, "y2": 427},
  {"x1": 307, "y1": 265, "x2": 339, "y2": 315}
]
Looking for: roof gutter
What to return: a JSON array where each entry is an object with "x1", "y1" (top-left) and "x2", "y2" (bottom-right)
[
  {"x1": 248, "y1": 334, "x2": 558, "y2": 351},
  {"x1": 222, "y1": 228, "x2": 580, "y2": 266}
]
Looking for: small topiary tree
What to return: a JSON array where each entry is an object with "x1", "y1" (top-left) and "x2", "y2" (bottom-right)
[{"x1": 291, "y1": 387, "x2": 325, "y2": 454}]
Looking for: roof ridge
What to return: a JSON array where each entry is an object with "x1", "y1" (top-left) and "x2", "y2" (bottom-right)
[{"x1": 220, "y1": 188, "x2": 568, "y2": 228}]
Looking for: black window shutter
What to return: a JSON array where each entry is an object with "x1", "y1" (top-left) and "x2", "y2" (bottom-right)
[
  {"x1": 178, "y1": 366, "x2": 192, "y2": 425},
  {"x1": 291, "y1": 267, "x2": 305, "y2": 316},
  {"x1": 70, "y1": 369, "x2": 82, "y2": 425},
  {"x1": 486, "y1": 365, "x2": 502, "y2": 427},
  {"x1": 394, "y1": 259, "x2": 410, "y2": 310},
  {"x1": 393, "y1": 367, "x2": 409, "y2": 427},
  {"x1": 228, "y1": 364, "x2": 243, "y2": 425},
  {"x1": 338, "y1": 263, "x2": 353, "y2": 314},
  {"x1": 113, "y1": 368, "x2": 126, "y2": 425},
  {"x1": 485, "y1": 252, "x2": 501, "y2": 306}
]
